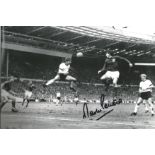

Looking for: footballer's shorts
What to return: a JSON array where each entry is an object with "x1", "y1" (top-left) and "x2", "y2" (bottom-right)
[
  {"x1": 57, "y1": 97, "x2": 61, "y2": 100},
  {"x1": 24, "y1": 90, "x2": 32, "y2": 98},
  {"x1": 139, "y1": 91, "x2": 152, "y2": 100},
  {"x1": 1, "y1": 89, "x2": 16, "y2": 102},
  {"x1": 58, "y1": 73, "x2": 67, "y2": 81},
  {"x1": 101, "y1": 71, "x2": 120, "y2": 81}
]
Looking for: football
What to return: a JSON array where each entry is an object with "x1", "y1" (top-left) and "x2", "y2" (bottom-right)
[{"x1": 76, "y1": 52, "x2": 83, "y2": 57}]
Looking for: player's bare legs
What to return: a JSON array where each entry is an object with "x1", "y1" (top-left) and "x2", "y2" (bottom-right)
[
  {"x1": 131, "y1": 97, "x2": 143, "y2": 116},
  {"x1": 100, "y1": 74, "x2": 110, "y2": 92},
  {"x1": 100, "y1": 73, "x2": 119, "y2": 93},
  {"x1": 113, "y1": 77, "x2": 119, "y2": 88},
  {"x1": 22, "y1": 95, "x2": 31, "y2": 108},
  {"x1": 0, "y1": 97, "x2": 8, "y2": 110},
  {"x1": 66, "y1": 75, "x2": 80, "y2": 103},
  {"x1": 144, "y1": 101, "x2": 149, "y2": 113},
  {"x1": 55, "y1": 99, "x2": 59, "y2": 106},
  {"x1": 66, "y1": 75, "x2": 77, "y2": 92},
  {"x1": 147, "y1": 98, "x2": 155, "y2": 116},
  {"x1": 112, "y1": 77, "x2": 120, "y2": 100},
  {"x1": 8, "y1": 96, "x2": 18, "y2": 112},
  {"x1": 100, "y1": 73, "x2": 107, "y2": 81},
  {"x1": 2, "y1": 94, "x2": 18, "y2": 112},
  {"x1": 22, "y1": 96, "x2": 28, "y2": 106},
  {"x1": 1, "y1": 77, "x2": 19, "y2": 112},
  {"x1": 66, "y1": 75, "x2": 76, "y2": 81},
  {"x1": 45, "y1": 74, "x2": 60, "y2": 86},
  {"x1": 25, "y1": 99, "x2": 30, "y2": 108}
]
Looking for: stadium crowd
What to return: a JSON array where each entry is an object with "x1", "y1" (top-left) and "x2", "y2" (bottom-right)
[
  {"x1": 8, "y1": 79, "x2": 142, "y2": 104},
  {"x1": 2, "y1": 51, "x2": 155, "y2": 104}
]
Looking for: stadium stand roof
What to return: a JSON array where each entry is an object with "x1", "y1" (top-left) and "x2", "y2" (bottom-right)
[{"x1": 3, "y1": 26, "x2": 155, "y2": 61}]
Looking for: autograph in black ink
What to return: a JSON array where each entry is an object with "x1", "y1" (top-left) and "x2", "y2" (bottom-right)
[{"x1": 83, "y1": 95, "x2": 122, "y2": 120}]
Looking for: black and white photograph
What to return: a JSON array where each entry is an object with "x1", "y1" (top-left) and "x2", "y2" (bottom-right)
[
  {"x1": 1, "y1": 25, "x2": 155, "y2": 129},
  {"x1": 1, "y1": 1, "x2": 155, "y2": 155}
]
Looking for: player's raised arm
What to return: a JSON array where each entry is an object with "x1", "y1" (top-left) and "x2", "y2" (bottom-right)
[
  {"x1": 9, "y1": 90, "x2": 17, "y2": 96},
  {"x1": 113, "y1": 55, "x2": 133, "y2": 67},
  {"x1": 1, "y1": 80, "x2": 10, "y2": 88},
  {"x1": 1, "y1": 76, "x2": 17, "y2": 88}
]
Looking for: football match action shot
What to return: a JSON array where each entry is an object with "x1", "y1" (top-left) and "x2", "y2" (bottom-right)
[{"x1": 0, "y1": 26, "x2": 155, "y2": 129}]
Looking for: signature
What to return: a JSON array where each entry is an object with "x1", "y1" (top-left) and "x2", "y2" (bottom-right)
[{"x1": 83, "y1": 98, "x2": 122, "y2": 119}]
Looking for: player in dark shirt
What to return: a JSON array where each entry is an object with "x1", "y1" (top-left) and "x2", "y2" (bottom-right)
[
  {"x1": 22, "y1": 80, "x2": 36, "y2": 108},
  {"x1": 98, "y1": 51, "x2": 133, "y2": 89},
  {"x1": 98, "y1": 52, "x2": 120, "y2": 88},
  {"x1": 1, "y1": 76, "x2": 18, "y2": 112}
]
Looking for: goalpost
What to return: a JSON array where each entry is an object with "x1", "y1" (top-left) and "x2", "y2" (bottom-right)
[{"x1": 0, "y1": 26, "x2": 6, "y2": 128}]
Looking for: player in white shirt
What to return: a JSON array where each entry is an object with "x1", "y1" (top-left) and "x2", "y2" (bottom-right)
[
  {"x1": 131, "y1": 74, "x2": 155, "y2": 116},
  {"x1": 44, "y1": 58, "x2": 77, "y2": 92}
]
